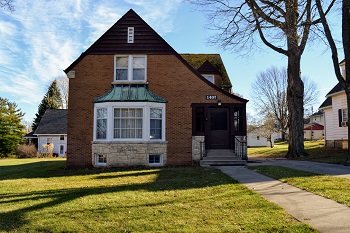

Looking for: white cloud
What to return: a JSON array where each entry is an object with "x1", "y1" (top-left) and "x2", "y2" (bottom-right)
[{"x1": 0, "y1": 0, "x2": 182, "y2": 120}]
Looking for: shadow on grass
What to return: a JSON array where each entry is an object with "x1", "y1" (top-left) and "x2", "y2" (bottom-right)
[{"x1": 0, "y1": 161, "x2": 234, "y2": 231}]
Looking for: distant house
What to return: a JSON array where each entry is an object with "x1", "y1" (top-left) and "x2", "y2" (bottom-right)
[
  {"x1": 319, "y1": 59, "x2": 347, "y2": 148},
  {"x1": 303, "y1": 111, "x2": 324, "y2": 140},
  {"x1": 247, "y1": 131, "x2": 275, "y2": 147},
  {"x1": 63, "y1": 9, "x2": 248, "y2": 168},
  {"x1": 34, "y1": 109, "x2": 67, "y2": 157}
]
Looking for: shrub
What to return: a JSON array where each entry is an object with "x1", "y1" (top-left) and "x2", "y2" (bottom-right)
[{"x1": 16, "y1": 144, "x2": 39, "y2": 158}]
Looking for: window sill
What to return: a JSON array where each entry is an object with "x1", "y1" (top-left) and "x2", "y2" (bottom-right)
[
  {"x1": 92, "y1": 140, "x2": 167, "y2": 144},
  {"x1": 112, "y1": 81, "x2": 148, "y2": 85}
]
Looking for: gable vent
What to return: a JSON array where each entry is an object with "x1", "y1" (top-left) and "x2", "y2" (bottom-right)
[{"x1": 127, "y1": 27, "x2": 134, "y2": 43}]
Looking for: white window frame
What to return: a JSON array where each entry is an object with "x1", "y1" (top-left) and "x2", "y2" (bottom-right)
[
  {"x1": 342, "y1": 108, "x2": 348, "y2": 123},
  {"x1": 114, "y1": 55, "x2": 147, "y2": 82},
  {"x1": 95, "y1": 153, "x2": 107, "y2": 166},
  {"x1": 93, "y1": 102, "x2": 165, "y2": 142},
  {"x1": 202, "y1": 74, "x2": 215, "y2": 84},
  {"x1": 47, "y1": 138, "x2": 52, "y2": 144},
  {"x1": 113, "y1": 108, "x2": 143, "y2": 140},
  {"x1": 148, "y1": 154, "x2": 163, "y2": 166},
  {"x1": 96, "y1": 107, "x2": 108, "y2": 140}
]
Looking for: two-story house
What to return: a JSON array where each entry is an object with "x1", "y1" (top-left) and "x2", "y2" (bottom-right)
[
  {"x1": 64, "y1": 9, "x2": 248, "y2": 168},
  {"x1": 319, "y1": 59, "x2": 347, "y2": 148},
  {"x1": 303, "y1": 111, "x2": 324, "y2": 140}
]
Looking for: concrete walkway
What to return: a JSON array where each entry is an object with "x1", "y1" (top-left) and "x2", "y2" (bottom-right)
[
  {"x1": 215, "y1": 162, "x2": 350, "y2": 233},
  {"x1": 248, "y1": 159, "x2": 350, "y2": 179}
]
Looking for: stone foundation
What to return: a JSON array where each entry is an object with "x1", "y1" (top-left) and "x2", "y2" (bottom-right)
[
  {"x1": 92, "y1": 141, "x2": 167, "y2": 167},
  {"x1": 192, "y1": 136, "x2": 205, "y2": 163},
  {"x1": 325, "y1": 140, "x2": 348, "y2": 149}
]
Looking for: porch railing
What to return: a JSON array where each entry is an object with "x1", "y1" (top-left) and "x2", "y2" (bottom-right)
[{"x1": 234, "y1": 136, "x2": 248, "y2": 160}]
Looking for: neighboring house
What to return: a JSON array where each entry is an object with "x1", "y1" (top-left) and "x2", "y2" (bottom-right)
[
  {"x1": 64, "y1": 9, "x2": 248, "y2": 168},
  {"x1": 34, "y1": 109, "x2": 68, "y2": 157},
  {"x1": 303, "y1": 123, "x2": 324, "y2": 140},
  {"x1": 303, "y1": 111, "x2": 324, "y2": 140},
  {"x1": 319, "y1": 59, "x2": 347, "y2": 148},
  {"x1": 247, "y1": 131, "x2": 276, "y2": 147}
]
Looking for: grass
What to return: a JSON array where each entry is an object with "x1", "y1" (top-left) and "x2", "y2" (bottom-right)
[
  {"x1": 249, "y1": 165, "x2": 350, "y2": 207},
  {"x1": 248, "y1": 140, "x2": 349, "y2": 164},
  {"x1": 0, "y1": 158, "x2": 316, "y2": 232}
]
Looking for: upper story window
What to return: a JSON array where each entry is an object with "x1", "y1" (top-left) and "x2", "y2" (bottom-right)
[
  {"x1": 202, "y1": 75, "x2": 214, "y2": 84},
  {"x1": 127, "y1": 27, "x2": 134, "y2": 43},
  {"x1": 115, "y1": 55, "x2": 146, "y2": 82}
]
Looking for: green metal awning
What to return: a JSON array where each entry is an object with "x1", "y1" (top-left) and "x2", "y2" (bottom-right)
[{"x1": 94, "y1": 84, "x2": 167, "y2": 103}]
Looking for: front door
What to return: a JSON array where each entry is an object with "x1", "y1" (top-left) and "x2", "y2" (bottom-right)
[{"x1": 208, "y1": 108, "x2": 230, "y2": 149}]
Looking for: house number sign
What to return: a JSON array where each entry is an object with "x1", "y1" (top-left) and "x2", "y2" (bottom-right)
[{"x1": 206, "y1": 95, "x2": 217, "y2": 100}]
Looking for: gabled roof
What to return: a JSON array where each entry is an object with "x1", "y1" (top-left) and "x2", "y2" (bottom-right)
[
  {"x1": 34, "y1": 109, "x2": 68, "y2": 135},
  {"x1": 94, "y1": 84, "x2": 167, "y2": 103},
  {"x1": 180, "y1": 54, "x2": 231, "y2": 87},
  {"x1": 326, "y1": 82, "x2": 343, "y2": 96},
  {"x1": 65, "y1": 9, "x2": 176, "y2": 73},
  {"x1": 23, "y1": 131, "x2": 37, "y2": 139},
  {"x1": 64, "y1": 9, "x2": 248, "y2": 103},
  {"x1": 310, "y1": 110, "x2": 323, "y2": 117},
  {"x1": 319, "y1": 97, "x2": 332, "y2": 109}
]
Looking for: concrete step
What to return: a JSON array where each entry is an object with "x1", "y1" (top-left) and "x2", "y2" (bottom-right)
[
  {"x1": 199, "y1": 159, "x2": 246, "y2": 166},
  {"x1": 206, "y1": 149, "x2": 235, "y2": 157},
  {"x1": 200, "y1": 149, "x2": 246, "y2": 166}
]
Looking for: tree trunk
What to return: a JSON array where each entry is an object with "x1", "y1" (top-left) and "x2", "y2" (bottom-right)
[
  {"x1": 285, "y1": 0, "x2": 308, "y2": 158},
  {"x1": 286, "y1": 54, "x2": 307, "y2": 157},
  {"x1": 344, "y1": 0, "x2": 350, "y2": 165}
]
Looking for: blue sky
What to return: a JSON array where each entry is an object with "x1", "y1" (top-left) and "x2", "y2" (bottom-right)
[{"x1": 0, "y1": 0, "x2": 342, "y2": 123}]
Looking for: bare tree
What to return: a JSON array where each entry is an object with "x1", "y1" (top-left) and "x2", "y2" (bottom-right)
[
  {"x1": 316, "y1": 0, "x2": 350, "y2": 164},
  {"x1": 0, "y1": 0, "x2": 14, "y2": 11},
  {"x1": 251, "y1": 66, "x2": 319, "y2": 141},
  {"x1": 55, "y1": 76, "x2": 69, "y2": 109},
  {"x1": 190, "y1": 0, "x2": 335, "y2": 157}
]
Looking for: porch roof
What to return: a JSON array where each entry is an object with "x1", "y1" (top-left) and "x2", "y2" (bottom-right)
[{"x1": 94, "y1": 84, "x2": 167, "y2": 103}]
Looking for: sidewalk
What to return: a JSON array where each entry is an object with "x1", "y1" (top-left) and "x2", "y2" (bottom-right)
[
  {"x1": 248, "y1": 159, "x2": 350, "y2": 179},
  {"x1": 215, "y1": 165, "x2": 350, "y2": 233}
]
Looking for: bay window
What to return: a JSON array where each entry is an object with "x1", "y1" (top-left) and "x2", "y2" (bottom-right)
[
  {"x1": 94, "y1": 102, "x2": 165, "y2": 141},
  {"x1": 115, "y1": 55, "x2": 146, "y2": 82}
]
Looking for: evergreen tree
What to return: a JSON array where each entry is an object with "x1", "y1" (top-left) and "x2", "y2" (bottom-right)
[
  {"x1": 32, "y1": 80, "x2": 63, "y2": 130},
  {"x1": 0, "y1": 97, "x2": 25, "y2": 157}
]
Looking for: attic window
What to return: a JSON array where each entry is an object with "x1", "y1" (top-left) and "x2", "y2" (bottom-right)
[
  {"x1": 203, "y1": 75, "x2": 214, "y2": 84},
  {"x1": 127, "y1": 27, "x2": 134, "y2": 43}
]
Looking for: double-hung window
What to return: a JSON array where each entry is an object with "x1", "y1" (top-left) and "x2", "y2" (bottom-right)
[
  {"x1": 96, "y1": 108, "x2": 107, "y2": 139},
  {"x1": 115, "y1": 55, "x2": 146, "y2": 82},
  {"x1": 150, "y1": 108, "x2": 162, "y2": 139},
  {"x1": 114, "y1": 108, "x2": 143, "y2": 139}
]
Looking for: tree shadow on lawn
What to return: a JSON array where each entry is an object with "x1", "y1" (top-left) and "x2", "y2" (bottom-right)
[{"x1": 0, "y1": 162, "x2": 234, "y2": 231}]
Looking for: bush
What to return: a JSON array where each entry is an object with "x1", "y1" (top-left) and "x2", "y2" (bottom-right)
[{"x1": 16, "y1": 144, "x2": 39, "y2": 158}]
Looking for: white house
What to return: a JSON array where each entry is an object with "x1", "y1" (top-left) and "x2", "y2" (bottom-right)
[
  {"x1": 34, "y1": 109, "x2": 68, "y2": 157},
  {"x1": 303, "y1": 111, "x2": 324, "y2": 140},
  {"x1": 319, "y1": 59, "x2": 348, "y2": 149}
]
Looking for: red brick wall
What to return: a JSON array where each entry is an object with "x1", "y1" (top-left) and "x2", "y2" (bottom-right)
[
  {"x1": 67, "y1": 54, "x2": 245, "y2": 168},
  {"x1": 67, "y1": 55, "x2": 113, "y2": 168}
]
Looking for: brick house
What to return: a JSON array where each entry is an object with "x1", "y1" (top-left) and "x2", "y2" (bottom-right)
[{"x1": 64, "y1": 9, "x2": 248, "y2": 168}]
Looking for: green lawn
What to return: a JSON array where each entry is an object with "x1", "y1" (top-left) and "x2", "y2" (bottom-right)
[
  {"x1": 0, "y1": 158, "x2": 316, "y2": 232},
  {"x1": 248, "y1": 140, "x2": 349, "y2": 164},
  {"x1": 249, "y1": 165, "x2": 350, "y2": 206}
]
